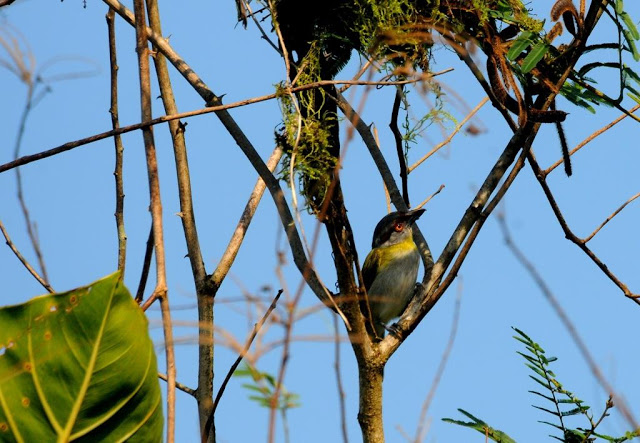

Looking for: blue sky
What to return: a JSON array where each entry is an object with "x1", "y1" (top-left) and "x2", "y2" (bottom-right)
[{"x1": 1, "y1": 1, "x2": 639, "y2": 442}]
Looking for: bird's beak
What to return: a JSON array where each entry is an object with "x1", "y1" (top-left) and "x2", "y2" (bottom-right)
[{"x1": 406, "y1": 208, "x2": 426, "y2": 223}]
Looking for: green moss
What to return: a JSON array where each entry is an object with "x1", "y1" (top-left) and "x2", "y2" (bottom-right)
[
  {"x1": 275, "y1": 41, "x2": 340, "y2": 212},
  {"x1": 273, "y1": 0, "x2": 544, "y2": 211}
]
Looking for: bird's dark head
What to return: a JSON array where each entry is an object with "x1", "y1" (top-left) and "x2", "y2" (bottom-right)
[{"x1": 371, "y1": 208, "x2": 425, "y2": 248}]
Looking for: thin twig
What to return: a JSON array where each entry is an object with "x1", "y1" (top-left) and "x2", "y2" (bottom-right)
[
  {"x1": 414, "y1": 278, "x2": 462, "y2": 443},
  {"x1": 2, "y1": 28, "x2": 50, "y2": 285},
  {"x1": 14, "y1": 85, "x2": 50, "y2": 286},
  {"x1": 528, "y1": 151, "x2": 639, "y2": 301},
  {"x1": 268, "y1": 294, "x2": 295, "y2": 443},
  {"x1": 132, "y1": 2, "x2": 175, "y2": 440},
  {"x1": 584, "y1": 396, "x2": 614, "y2": 440},
  {"x1": 333, "y1": 314, "x2": 349, "y2": 443},
  {"x1": 544, "y1": 104, "x2": 640, "y2": 175},
  {"x1": 0, "y1": 220, "x2": 54, "y2": 293},
  {"x1": 583, "y1": 191, "x2": 640, "y2": 243},
  {"x1": 497, "y1": 212, "x2": 639, "y2": 430},
  {"x1": 267, "y1": 0, "x2": 291, "y2": 82},
  {"x1": 373, "y1": 126, "x2": 392, "y2": 213},
  {"x1": 241, "y1": 0, "x2": 282, "y2": 55},
  {"x1": 413, "y1": 184, "x2": 445, "y2": 211},
  {"x1": 205, "y1": 291, "x2": 283, "y2": 435},
  {"x1": 158, "y1": 372, "x2": 196, "y2": 397},
  {"x1": 106, "y1": 9, "x2": 127, "y2": 276},
  {"x1": 390, "y1": 86, "x2": 410, "y2": 205}
]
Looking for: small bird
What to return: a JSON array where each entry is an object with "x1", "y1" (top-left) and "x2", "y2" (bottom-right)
[{"x1": 362, "y1": 209, "x2": 425, "y2": 339}]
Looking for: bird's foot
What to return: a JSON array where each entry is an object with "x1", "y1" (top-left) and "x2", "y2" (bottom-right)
[{"x1": 383, "y1": 322, "x2": 402, "y2": 338}]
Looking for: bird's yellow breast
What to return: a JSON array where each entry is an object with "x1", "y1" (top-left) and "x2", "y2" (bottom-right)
[{"x1": 376, "y1": 236, "x2": 418, "y2": 270}]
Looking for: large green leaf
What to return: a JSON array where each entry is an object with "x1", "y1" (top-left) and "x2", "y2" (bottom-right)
[{"x1": 0, "y1": 272, "x2": 163, "y2": 442}]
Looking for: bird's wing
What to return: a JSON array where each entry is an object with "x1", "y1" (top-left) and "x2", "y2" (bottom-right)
[{"x1": 362, "y1": 248, "x2": 381, "y2": 292}]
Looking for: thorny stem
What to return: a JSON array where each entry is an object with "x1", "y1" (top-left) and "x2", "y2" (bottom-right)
[
  {"x1": 0, "y1": 76, "x2": 447, "y2": 175},
  {"x1": 144, "y1": 1, "x2": 212, "y2": 439}
]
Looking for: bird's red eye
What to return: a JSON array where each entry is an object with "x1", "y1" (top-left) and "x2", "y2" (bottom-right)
[{"x1": 394, "y1": 222, "x2": 404, "y2": 232}]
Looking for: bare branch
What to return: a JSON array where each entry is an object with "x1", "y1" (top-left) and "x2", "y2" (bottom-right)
[
  {"x1": 144, "y1": 1, "x2": 212, "y2": 436},
  {"x1": 0, "y1": 220, "x2": 54, "y2": 293},
  {"x1": 106, "y1": 9, "x2": 127, "y2": 276}
]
